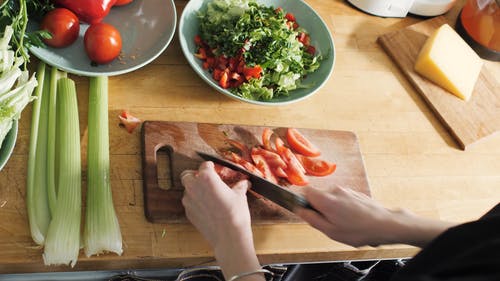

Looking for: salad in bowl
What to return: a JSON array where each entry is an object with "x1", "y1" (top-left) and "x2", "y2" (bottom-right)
[{"x1": 179, "y1": 0, "x2": 335, "y2": 105}]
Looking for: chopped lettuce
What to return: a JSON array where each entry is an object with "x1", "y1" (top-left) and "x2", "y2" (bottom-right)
[{"x1": 198, "y1": 0, "x2": 321, "y2": 101}]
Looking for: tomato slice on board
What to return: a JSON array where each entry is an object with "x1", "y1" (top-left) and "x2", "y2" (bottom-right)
[
  {"x1": 225, "y1": 152, "x2": 264, "y2": 178},
  {"x1": 251, "y1": 147, "x2": 286, "y2": 169},
  {"x1": 251, "y1": 147, "x2": 288, "y2": 180},
  {"x1": 275, "y1": 137, "x2": 308, "y2": 186},
  {"x1": 214, "y1": 163, "x2": 248, "y2": 187},
  {"x1": 251, "y1": 154, "x2": 278, "y2": 184},
  {"x1": 226, "y1": 139, "x2": 251, "y2": 162},
  {"x1": 262, "y1": 128, "x2": 274, "y2": 151},
  {"x1": 286, "y1": 128, "x2": 321, "y2": 157},
  {"x1": 295, "y1": 154, "x2": 336, "y2": 177}
]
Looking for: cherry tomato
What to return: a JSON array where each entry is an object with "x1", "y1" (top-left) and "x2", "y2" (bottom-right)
[
  {"x1": 40, "y1": 8, "x2": 80, "y2": 48},
  {"x1": 84, "y1": 23, "x2": 122, "y2": 64},
  {"x1": 114, "y1": 0, "x2": 134, "y2": 6},
  {"x1": 286, "y1": 128, "x2": 321, "y2": 157},
  {"x1": 295, "y1": 154, "x2": 336, "y2": 177}
]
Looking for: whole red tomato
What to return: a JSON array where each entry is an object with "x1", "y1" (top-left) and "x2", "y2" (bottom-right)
[
  {"x1": 114, "y1": 0, "x2": 134, "y2": 6},
  {"x1": 40, "y1": 8, "x2": 80, "y2": 48},
  {"x1": 84, "y1": 23, "x2": 122, "y2": 64}
]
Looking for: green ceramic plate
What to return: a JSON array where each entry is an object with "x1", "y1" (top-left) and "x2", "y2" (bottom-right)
[
  {"x1": 0, "y1": 120, "x2": 18, "y2": 171},
  {"x1": 178, "y1": 0, "x2": 335, "y2": 106},
  {"x1": 28, "y1": 0, "x2": 176, "y2": 77}
]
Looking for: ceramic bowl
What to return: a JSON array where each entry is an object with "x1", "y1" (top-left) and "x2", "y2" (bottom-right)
[{"x1": 178, "y1": 0, "x2": 335, "y2": 106}]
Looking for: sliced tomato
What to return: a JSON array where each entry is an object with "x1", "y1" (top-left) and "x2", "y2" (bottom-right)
[
  {"x1": 275, "y1": 137, "x2": 308, "y2": 186},
  {"x1": 274, "y1": 167, "x2": 288, "y2": 178},
  {"x1": 226, "y1": 139, "x2": 251, "y2": 162},
  {"x1": 118, "y1": 110, "x2": 141, "y2": 133},
  {"x1": 295, "y1": 154, "x2": 336, "y2": 177},
  {"x1": 286, "y1": 128, "x2": 321, "y2": 157},
  {"x1": 251, "y1": 147, "x2": 287, "y2": 179},
  {"x1": 262, "y1": 128, "x2": 274, "y2": 151},
  {"x1": 251, "y1": 154, "x2": 278, "y2": 184},
  {"x1": 214, "y1": 163, "x2": 248, "y2": 187},
  {"x1": 225, "y1": 152, "x2": 264, "y2": 178},
  {"x1": 251, "y1": 147, "x2": 286, "y2": 169}
]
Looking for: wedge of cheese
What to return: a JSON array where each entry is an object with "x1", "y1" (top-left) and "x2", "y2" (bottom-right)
[{"x1": 414, "y1": 24, "x2": 483, "y2": 101}]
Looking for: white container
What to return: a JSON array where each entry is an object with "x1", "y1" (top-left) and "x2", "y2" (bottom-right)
[{"x1": 347, "y1": 0, "x2": 456, "y2": 17}]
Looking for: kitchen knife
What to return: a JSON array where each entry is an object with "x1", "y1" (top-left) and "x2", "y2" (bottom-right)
[{"x1": 197, "y1": 151, "x2": 316, "y2": 213}]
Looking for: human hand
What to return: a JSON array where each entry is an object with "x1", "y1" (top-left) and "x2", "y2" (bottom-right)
[
  {"x1": 296, "y1": 185, "x2": 454, "y2": 247},
  {"x1": 181, "y1": 161, "x2": 252, "y2": 249},
  {"x1": 181, "y1": 161, "x2": 263, "y2": 280}
]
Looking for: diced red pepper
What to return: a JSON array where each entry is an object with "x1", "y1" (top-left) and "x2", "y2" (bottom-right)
[
  {"x1": 194, "y1": 47, "x2": 207, "y2": 59},
  {"x1": 194, "y1": 35, "x2": 203, "y2": 46},
  {"x1": 298, "y1": 32, "x2": 310, "y2": 46},
  {"x1": 306, "y1": 45, "x2": 316, "y2": 55},
  {"x1": 243, "y1": 65, "x2": 262, "y2": 80},
  {"x1": 219, "y1": 70, "x2": 229, "y2": 89},
  {"x1": 213, "y1": 68, "x2": 223, "y2": 81},
  {"x1": 285, "y1": 12, "x2": 296, "y2": 22}
]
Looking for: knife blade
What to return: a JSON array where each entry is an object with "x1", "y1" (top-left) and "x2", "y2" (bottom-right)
[{"x1": 196, "y1": 151, "x2": 316, "y2": 213}]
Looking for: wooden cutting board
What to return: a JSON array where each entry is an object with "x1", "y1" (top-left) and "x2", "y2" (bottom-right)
[
  {"x1": 141, "y1": 121, "x2": 371, "y2": 224},
  {"x1": 378, "y1": 16, "x2": 500, "y2": 150}
]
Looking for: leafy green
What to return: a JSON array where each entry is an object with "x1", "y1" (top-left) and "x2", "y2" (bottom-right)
[
  {"x1": 0, "y1": 0, "x2": 52, "y2": 66},
  {"x1": 198, "y1": 0, "x2": 321, "y2": 101}
]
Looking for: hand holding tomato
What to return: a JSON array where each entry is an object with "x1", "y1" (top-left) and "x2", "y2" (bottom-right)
[
  {"x1": 84, "y1": 23, "x2": 122, "y2": 64},
  {"x1": 40, "y1": 8, "x2": 80, "y2": 48}
]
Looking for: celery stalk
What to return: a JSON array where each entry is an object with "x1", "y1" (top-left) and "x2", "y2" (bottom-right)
[
  {"x1": 43, "y1": 77, "x2": 81, "y2": 267},
  {"x1": 46, "y1": 67, "x2": 67, "y2": 215},
  {"x1": 26, "y1": 61, "x2": 50, "y2": 245},
  {"x1": 84, "y1": 76, "x2": 123, "y2": 257},
  {"x1": 45, "y1": 66, "x2": 57, "y2": 215}
]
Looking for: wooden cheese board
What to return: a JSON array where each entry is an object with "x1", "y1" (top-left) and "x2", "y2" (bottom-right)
[
  {"x1": 141, "y1": 121, "x2": 371, "y2": 224},
  {"x1": 378, "y1": 16, "x2": 500, "y2": 150}
]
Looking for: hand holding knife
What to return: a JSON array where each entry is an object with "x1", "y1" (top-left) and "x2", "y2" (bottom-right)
[{"x1": 197, "y1": 151, "x2": 317, "y2": 213}]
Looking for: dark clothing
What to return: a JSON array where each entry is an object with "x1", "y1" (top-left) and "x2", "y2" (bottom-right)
[{"x1": 391, "y1": 203, "x2": 500, "y2": 281}]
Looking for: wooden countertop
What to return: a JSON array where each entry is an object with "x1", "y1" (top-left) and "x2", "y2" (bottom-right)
[{"x1": 0, "y1": 0, "x2": 499, "y2": 274}]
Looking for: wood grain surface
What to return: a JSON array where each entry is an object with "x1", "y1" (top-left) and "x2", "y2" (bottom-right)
[
  {"x1": 378, "y1": 16, "x2": 500, "y2": 150},
  {"x1": 141, "y1": 121, "x2": 370, "y2": 223},
  {"x1": 0, "y1": 0, "x2": 499, "y2": 275}
]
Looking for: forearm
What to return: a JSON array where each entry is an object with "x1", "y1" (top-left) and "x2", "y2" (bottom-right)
[
  {"x1": 214, "y1": 228, "x2": 265, "y2": 281},
  {"x1": 382, "y1": 208, "x2": 458, "y2": 248}
]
